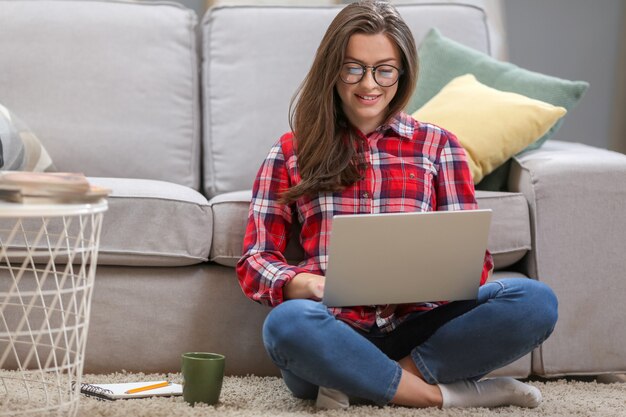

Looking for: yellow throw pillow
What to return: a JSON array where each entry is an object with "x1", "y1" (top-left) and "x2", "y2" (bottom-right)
[{"x1": 412, "y1": 74, "x2": 566, "y2": 183}]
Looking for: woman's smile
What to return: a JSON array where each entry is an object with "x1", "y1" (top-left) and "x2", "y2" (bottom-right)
[{"x1": 355, "y1": 93, "x2": 382, "y2": 104}]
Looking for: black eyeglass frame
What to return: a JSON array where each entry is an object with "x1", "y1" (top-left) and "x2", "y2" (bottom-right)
[{"x1": 339, "y1": 61, "x2": 404, "y2": 87}]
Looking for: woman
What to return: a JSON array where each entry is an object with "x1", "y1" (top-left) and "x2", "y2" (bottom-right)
[{"x1": 236, "y1": 0, "x2": 558, "y2": 409}]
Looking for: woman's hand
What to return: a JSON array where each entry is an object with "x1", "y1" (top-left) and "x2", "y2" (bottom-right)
[{"x1": 284, "y1": 273, "x2": 325, "y2": 301}]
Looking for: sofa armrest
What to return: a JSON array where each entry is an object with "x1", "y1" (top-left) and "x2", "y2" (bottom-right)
[{"x1": 509, "y1": 140, "x2": 626, "y2": 376}]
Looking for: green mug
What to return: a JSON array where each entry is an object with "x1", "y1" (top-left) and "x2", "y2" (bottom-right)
[{"x1": 181, "y1": 352, "x2": 225, "y2": 406}]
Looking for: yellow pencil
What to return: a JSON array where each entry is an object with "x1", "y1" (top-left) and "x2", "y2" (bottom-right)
[{"x1": 125, "y1": 381, "x2": 170, "y2": 394}]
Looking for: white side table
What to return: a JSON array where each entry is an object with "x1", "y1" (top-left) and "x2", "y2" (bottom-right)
[{"x1": 0, "y1": 200, "x2": 107, "y2": 416}]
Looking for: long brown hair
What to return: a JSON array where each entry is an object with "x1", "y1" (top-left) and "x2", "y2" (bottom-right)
[{"x1": 280, "y1": 0, "x2": 418, "y2": 204}]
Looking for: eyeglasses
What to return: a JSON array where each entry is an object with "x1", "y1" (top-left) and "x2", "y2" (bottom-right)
[{"x1": 339, "y1": 62, "x2": 403, "y2": 87}]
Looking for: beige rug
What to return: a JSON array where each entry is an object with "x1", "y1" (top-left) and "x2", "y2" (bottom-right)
[{"x1": 73, "y1": 372, "x2": 626, "y2": 417}]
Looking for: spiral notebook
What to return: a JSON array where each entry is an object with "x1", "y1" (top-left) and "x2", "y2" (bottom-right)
[{"x1": 77, "y1": 380, "x2": 183, "y2": 400}]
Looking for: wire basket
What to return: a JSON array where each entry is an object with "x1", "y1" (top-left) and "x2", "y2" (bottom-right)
[{"x1": 0, "y1": 201, "x2": 107, "y2": 416}]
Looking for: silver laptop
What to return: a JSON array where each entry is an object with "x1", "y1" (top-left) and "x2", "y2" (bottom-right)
[{"x1": 322, "y1": 209, "x2": 492, "y2": 307}]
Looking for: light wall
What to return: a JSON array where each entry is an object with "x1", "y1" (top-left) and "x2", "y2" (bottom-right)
[
  {"x1": 610, "y1": 4, "x2": 626, "y2": 154},
  {"x1": 503, "y1": 0, "x2": 625, "y2": 151},
  {"x1": 172, "y1": 0, "x2": 205, "y2": 15}
]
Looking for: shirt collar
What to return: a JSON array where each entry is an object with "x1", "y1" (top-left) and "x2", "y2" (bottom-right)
[{"x1": 379, "y1": 112, "x2": 415, "y2": 141}]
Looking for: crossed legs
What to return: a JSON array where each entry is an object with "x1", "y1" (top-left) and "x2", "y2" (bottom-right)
[{"x1": 263, "y1": 278, "x2": 558, "y2": 408}]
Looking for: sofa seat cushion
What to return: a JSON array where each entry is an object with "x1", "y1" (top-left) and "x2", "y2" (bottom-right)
[
  {"x1": 209, "y1": 191, "x2": 251, "y2": 267},
  {"x1": 89, "y1": 178, "x2": 211, "y2": 267},
  {"x1": 476, "y1": 190, "x2": 531, "y2": 269},
  {"x1": 210, "y1": 190, "x2": 530, "y2": 270}
]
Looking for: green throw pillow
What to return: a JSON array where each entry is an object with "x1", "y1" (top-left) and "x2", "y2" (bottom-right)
[{"x1": 408, "y1": 28, "x2": 589, "y2": 190}]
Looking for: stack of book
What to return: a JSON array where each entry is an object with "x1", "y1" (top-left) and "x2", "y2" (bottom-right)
[{"x1": 0, "y1": 171, "x2": 110, "y2": 204}]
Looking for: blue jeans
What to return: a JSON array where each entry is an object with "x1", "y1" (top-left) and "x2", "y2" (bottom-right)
[{"x1": 262, "y1": 278, "x2": 558, "y2": 406}]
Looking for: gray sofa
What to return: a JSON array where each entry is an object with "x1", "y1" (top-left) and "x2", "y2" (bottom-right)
[{"x1": 1, "y1": 0, "x2": 625, "y2": 379}]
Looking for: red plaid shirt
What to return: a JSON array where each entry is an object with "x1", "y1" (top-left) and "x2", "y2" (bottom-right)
[{"x1": 236, "y1": 112, "x2": 493, "y2": 333}]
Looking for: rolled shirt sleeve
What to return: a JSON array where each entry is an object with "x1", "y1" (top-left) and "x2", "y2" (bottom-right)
[{"x1": 236, "y1": 137, "x2": 310, "y2": 306}]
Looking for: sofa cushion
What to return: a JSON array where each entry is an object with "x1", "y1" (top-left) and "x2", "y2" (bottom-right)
[
  {"x1": 202, "y1": 3, "x2": 492, "y2": 198},
  {"x1": 0, "y1": 0, "x2": 200, "y2": 188},
  {"x1": 88, "y1": 178, "x2": 211, "y2": 267},
  {"x1": 210, "y1": 190, "x2": 530, "y2": 270}
]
